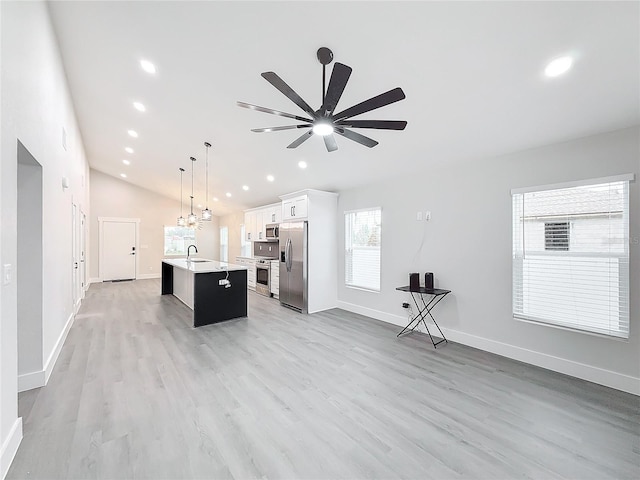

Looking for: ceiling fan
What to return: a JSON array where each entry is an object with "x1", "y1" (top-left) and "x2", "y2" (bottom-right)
[{"x1": 237, "y1": 47, "x2": 407, "y2": 152}]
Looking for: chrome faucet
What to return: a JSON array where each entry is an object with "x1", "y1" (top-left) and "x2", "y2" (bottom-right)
[{"x1": 187, "y1": 244, "x2": 198, "y2": 261}]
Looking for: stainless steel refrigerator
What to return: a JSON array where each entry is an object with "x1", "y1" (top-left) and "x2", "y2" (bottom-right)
[{"x1": 279, "y1": 221, "x2": 308, "y2": 313}]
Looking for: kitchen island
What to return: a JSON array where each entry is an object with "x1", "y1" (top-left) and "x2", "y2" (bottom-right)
[{"x1": 161, "y1": 258, "x2": 247, "y2": 327}]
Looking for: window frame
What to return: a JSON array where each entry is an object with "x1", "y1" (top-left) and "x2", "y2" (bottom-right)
[
  {"x1": 511, "y1": 173, "x2": 633, "y2": 339},
  {"x1": 163, "y1": 225, "x2": 196, "y2": 257},
  {"x1": 344, "y1": 207, "x2": 382, "y2": 293}
]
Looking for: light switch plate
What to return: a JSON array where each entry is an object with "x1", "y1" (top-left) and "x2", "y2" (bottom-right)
[{"x1": 416, "y1": 211, "x2": 423, "y2": 221}]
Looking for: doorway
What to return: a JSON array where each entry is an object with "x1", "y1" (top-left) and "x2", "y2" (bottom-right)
[
  {"x1": 98, "y1": 217, "x2": 139, "y2": 281},
  {"x1": 17, "y1": 141, "x2": 43, "y2": 390}
]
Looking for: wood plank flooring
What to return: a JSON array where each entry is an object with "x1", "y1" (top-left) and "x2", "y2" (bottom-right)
[{"x1": 7, "y1": 279, "x2": 640, "y2": 479}]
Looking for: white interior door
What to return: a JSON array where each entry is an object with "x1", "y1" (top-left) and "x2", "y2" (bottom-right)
[
  {"x1": 72, "y1": 202, "x2": 79, "y2": 308},
  {"x1": 102, "y1": 221, "x2": 137, "y2": 281}
]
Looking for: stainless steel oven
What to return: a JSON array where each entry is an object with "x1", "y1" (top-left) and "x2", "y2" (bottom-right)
[{"x1": 255, "y1": 259, "x2": 271, "y2": 297}]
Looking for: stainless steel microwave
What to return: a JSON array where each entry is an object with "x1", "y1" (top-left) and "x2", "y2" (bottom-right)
[{"x1": 265, "y1": 223, "x2": 279, "y2": 240}]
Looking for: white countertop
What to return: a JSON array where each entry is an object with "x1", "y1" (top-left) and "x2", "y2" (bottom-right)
[{"x1": 163, "y1": 258, "x2": 247, "y2": 273}]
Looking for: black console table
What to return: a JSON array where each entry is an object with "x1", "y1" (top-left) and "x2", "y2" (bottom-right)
[{"x1": 396, "y1": 286, "x2": 451, "y2": 348}]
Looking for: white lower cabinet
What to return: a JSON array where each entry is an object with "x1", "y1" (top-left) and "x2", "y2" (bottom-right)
[
  {"x1": 270, "y1": 260, "x2": 279, "y2": 297},
  {"x1": 235, "y1": 257, "x2": 256, "y2": 291}
]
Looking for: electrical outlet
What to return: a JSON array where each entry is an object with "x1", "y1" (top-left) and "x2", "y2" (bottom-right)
[
  {"x1": 425, "y1": 211, "x2": 432, "y2": 221},
  {"x1": 219, "y1": 279, "x2": 229, "y2": 286},
  {"x1": 3, "y1": 264, "x2": 12, "y2": 285},
  {"x1": 402, "y1": 302, "x2": 410, "y2": 309}
]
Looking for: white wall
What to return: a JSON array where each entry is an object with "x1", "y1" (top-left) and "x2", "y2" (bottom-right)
[
  {"x1": 89, "y1": 169, "x2": 219, "y2": 280},
  {"x1": 1, "y1": 1, "x2": 91, "y2": 476},
  {"x1": 337, "y1": 127, "x2": 640, "y2": 394}
]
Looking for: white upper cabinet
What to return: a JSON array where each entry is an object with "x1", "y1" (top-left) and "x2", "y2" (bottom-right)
[
  {"x1": 282, "y1": 194, "x2": 308, "y2": 220},
  {"x1": 244, "y1": 202, "x2": 282, "y2": 241}
]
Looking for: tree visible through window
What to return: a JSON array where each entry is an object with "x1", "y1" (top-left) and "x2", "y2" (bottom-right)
[
  {"x1": 345, "y1": 208, "x2": 381, "y2": 291},
  {"x1": 164, "y1": 226, "x2": 196, "y2": 255}
]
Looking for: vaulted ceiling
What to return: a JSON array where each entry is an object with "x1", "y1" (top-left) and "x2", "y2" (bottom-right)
[{"x1": 48, "y1": 1, "x2": 639, "y2": 215}]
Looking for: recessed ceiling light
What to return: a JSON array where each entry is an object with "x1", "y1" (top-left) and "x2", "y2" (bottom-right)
[
  {"x1": 133, "y1": 101, "x2": 146, "y2": 112},
  {"x1": 213, "y1": 197, "x2": 219, "y2": 202},
  {"x1": 124, "y1": 147, "x2": 134, "y2": 154},
  {"x1": 225, "y1": 192, "x2": 232, "y2": 198},
  {"x1": 140, "y1": 59, "x2": 156, "y2": 74},
  {"x1": 545, "y1": 56, "x2": 573, "y2": 77},
  {"x1": 197, "y1": 204, "x2": 202, "y2": 208},
  {"x1": 266, "y1": 174, "x2": 275, "y2": 182},
  {"x1": 127, "y1": 130, "x2": 138, "y2": 138},
  {"x1": 120, "y1": 173, "x2": 127, "y2": 178},
  {"x1": 298, "y1": 160, "x2": 307, "y2": 169},
  {"x1": 122, "y1": 159, "x2": 130, "y2": 165},
  {"x1": 242, "y1": 185, "x2": 249, "y2": 191}
]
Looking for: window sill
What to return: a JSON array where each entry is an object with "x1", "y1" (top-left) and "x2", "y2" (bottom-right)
[
  {"x1": 513, "y1": 315, "x2": 629, "y2": 341},
  {"x1": 346, "y1": 285, "x2": 380, "y2": 294}
]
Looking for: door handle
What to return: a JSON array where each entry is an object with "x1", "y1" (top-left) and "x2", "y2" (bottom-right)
[{"x1": 286, "y1": 238, "x2": 292, "y2": 272}]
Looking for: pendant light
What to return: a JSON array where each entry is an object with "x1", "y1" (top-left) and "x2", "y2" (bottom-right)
[
  {"x1": 201, "y1": 141, "x2": 212, "y2": 221},
  {"x1": 177, "y1": 167, "x2": 186, "y2": 227},
  {"x1": 187, "y1": 156, "x2": 199, "y2": 228}
]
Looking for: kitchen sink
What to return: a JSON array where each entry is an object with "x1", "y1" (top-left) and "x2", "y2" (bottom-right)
[{"x1": 187, "y1": 258, "x2": 211, "y2": 263}]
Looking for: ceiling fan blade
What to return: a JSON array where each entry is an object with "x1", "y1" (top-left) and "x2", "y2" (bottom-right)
[
  {"x1": 335, "y1": 128, "x2": 379, "y2": 148},
  {"x1": 323, "y1": 134, "x2": 338, "y2": 152},
  {"x1": 335, "y1": 120, "x2": 407, "y2": 130},
  {"x1": 320, "y1": 62, "x2": 352, "y2": 117},
  {"x1": 287, "y1": 131, "x2": 314, "y2": 149},
  {"x1": 333, "y1": 87, "x2": 406, "y2": 121},
  {"x1": 261, "y1": 72, "x2": 316, "y2": 117},
  {"x1": 237, "y1": 101, "x2": 313, "y2": 123},
  {"x1": 251, "y1": 125, "x2": 311, "y2": 133}
]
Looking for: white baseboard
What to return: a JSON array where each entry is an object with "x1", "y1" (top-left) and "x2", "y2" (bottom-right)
[
  {"x1": 89, "y1": 277, "x2": 101, "y2": 284},
  {"x1": 17, "y1": 369, "x2": 46, "y2": 393},
  {"x1": 136, "y1": 273, "x2": 160, "y2": 280},
  {"x1": 44, "y1": 312, "x2": 75, "y2": 385},
  {"x1": 337, "y1": 301, "x2": 640, "y2": 396},
  {"x1": 1, "y1": 418, "x2": 22, "y2": 480}
]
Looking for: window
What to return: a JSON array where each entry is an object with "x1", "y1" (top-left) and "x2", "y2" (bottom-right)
[
  {"x1": 544, "y1": 221, "x2": 570, "y2": 251},
  {"x1": 240, "y1": 224, "x2": 251, "y2": 257},
  {"x1": 220, "y1": 226, "x2": 229, "y2": 262},
  {"x1": 512, "y1": 175, "x2": 632, "y2": 338},
  {"x1": 345, "y1": 208, "x2": 381, "y2": 291},
  {"x1": 164, "y1": 226, "x2": 196, "y2": 255}
]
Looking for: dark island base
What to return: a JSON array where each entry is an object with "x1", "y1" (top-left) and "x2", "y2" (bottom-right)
[
  {"x1": 193, "y1": 270, "x2": 248, "y2": 327},
  {"x1": 161, "y1": 262, "x2": 247, "y2": 327}
]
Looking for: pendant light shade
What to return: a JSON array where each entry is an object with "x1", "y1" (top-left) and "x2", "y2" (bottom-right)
[
  {"x1": 201, "y1": 141, "x2": 212, "y2": 221},
  {"x1": 187, "y1": 156, "x2": 199, "y2": 229},
  {"x1": 177, "y1": 167, "x2": 186, "y2": 227}
]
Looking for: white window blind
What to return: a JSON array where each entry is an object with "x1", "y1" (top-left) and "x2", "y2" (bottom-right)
[
  {"x1": 345, "y1": 208, "x2": 381, "y2": 291},
  {"x1": 220, "y1": 226, "x2": 229, "y2": 262},
  {"x1": 512, "y1": 176, "x2": 631, "y2": 338}
]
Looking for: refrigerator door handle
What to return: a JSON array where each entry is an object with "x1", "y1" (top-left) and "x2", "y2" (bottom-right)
[{"x1": 286, "y1": 238, "x2": 292, "y2": 272}]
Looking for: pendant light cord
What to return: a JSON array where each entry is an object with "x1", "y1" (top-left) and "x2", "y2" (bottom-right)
[
  {"x1": 204, "y1": 142, "x2": 211, "y2": 209},
  {"x1": 190, "y1": 157, "x2": 196, "y2": 214},
  {"x1": 179, "y1": 168, "x2": 184, "y2": 217}
]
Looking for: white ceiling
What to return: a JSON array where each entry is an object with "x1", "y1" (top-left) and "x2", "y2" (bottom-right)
[{"x1": 48, "y1": 1, "x2": 639, "y2": 215}]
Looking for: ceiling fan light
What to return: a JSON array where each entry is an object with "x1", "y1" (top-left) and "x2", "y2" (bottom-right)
[{"x1": 312, "y1": 122, "x2": 333, "y2": 136}]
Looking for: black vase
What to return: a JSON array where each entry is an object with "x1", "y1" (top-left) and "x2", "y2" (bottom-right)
[
  {"x1": 424, "y1": 272, "x2": 434, "y2": 289},
  {"x1": 409, "y1": 273, "x2": 420, "y2": 291}
]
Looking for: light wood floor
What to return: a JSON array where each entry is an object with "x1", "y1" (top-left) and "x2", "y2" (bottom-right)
[{"x1": 8, "y1": 279, "x2": 639, "y2": 479}]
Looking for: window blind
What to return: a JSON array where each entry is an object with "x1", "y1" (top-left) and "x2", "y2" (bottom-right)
[
  {"x1": 512, "y1": 177, "x2": 631, "y2": 338},
  {"x1": 345, "y1": 208, "x2": 381, "y2": 291}
]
